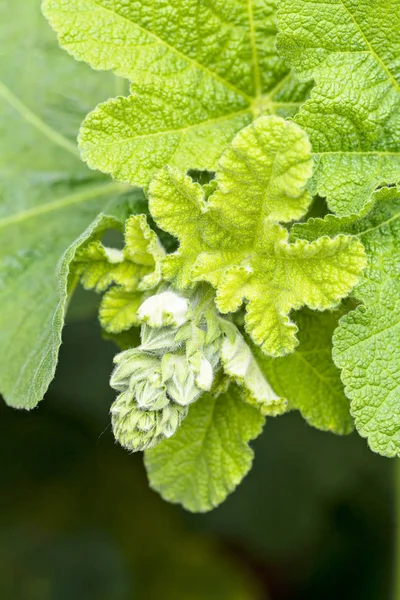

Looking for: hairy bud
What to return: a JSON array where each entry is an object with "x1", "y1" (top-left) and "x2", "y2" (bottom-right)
[
  {"x1": 110, "y1": 287, "x2": 229, "y2": 452},
  {"x1": 111, "y1": 389, "x2": 188, "y2": 451},
  {"x1": 109, "y1": 286, "x2": 270, "y2": 452}
]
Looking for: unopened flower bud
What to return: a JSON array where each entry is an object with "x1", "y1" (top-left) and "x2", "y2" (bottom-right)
[
  {"x1": 138, "y1": 291, "x2": 189, "y2": 328},
  {"x1": 111, "y1": 392, "x2": 188, "y2": 451}
]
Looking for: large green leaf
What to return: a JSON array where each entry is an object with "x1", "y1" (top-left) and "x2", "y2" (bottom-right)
[
  {"x1": 292, "y1": 186, "x2": 400, "y2": 456},
  {"x1": 145, "y1": 384, "x2": 265, "y2": 512},
  {"x1": 0, "y1": 0, "x2": 134, "y2": 408},
  {"x1": 277, "y1": 0, "x2": 400, "y2": 215},
  {"x1": 149, "y1": 116, "x2": 366, "y2": 357},
  {"x1": 43, "y1": 0, "x2": 312, "y2": 187}
]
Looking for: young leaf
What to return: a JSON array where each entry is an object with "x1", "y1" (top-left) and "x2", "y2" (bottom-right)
[
  {"x1": 0, "y1": 0, "x2": 135, "y2": 409},
  {"x1": 74, "y1": 214, "x2": 164, "y2": 293},
  {"x1": 74, "y1": 241, "x2": 139, "y2": 293},
  {"x1": 277, "y1": 0, "x2": 400, "y2": 215},
  {"x1": 149, "y1": 116, "x2": 366, "y2": 356},
  {"x1": 144, "y1": 384, "x2": 265, "y2": 512},
  {"x1": 75, "y1": 213, "x2": 164, "y2": 334},
  {"x1": 99, "y1": 287, "x2": 144, "y2": 333},
  {"x1": 124, "y1": 214, "x2": 165, "y2": 290},
  {"x1": 43, "y1": 0, "x2": 311, "y2": 187},
  {"x1": 293, "y1": 186, "x2": 400, "y2": 456},
  {"x1": 253, "y1": 309, "x2": 354, "y2": 435}
]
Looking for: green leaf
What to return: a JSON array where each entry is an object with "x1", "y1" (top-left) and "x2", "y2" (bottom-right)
[
  {"x1": 43, "y1": 0, "x2": 311, "y2": 187},
  {"x1": 74, "y1": 214, "x2": 164, "y2": 292},
  {"x1": 0, "y1": 0, "x2": 137, "y2": 408},
  {"x1": 144, "y1": 384, "x2": 265, "y2": 512},
  {"x1": 293, "y1": 186, "x2": 400, "y2": 456},
  {"x1": 124, "y1": 214, "x2": 165, "y2": 290},
  {"x1": 76, "y1": 213, "x2": 164, "y2": 334},
  {"x1": 277, "y1": 0, "x2": 400, "y2": 215},
  {"x1": 253, "y1": 309, "x2": 354, "y2": 435},
  {"x1": 149, "y1": 169, "x2": 209, "y2": 289},
  {"x1": 99, "y1": 287, "x2": 144, "y2": 333},
  {"x1": 74, "y1": 240, "x2": 139, "y2": 292},
  {"x1": 149, "y1": 116, "x2": 366, "y2": 356}
]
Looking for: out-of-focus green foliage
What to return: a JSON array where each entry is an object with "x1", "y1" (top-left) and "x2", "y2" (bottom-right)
[{"x1": 0, "y1": 0, "x2": 139, "y2": 409}]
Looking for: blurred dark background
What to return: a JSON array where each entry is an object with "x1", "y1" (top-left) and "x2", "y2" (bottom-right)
[{"x1": 0, "y1": 289, "x2": 394, "y2": 600}]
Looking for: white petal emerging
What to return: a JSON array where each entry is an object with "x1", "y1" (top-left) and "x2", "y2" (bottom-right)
[{"x1": 138, "y1": 292, "x2": 189, "y2": 327}]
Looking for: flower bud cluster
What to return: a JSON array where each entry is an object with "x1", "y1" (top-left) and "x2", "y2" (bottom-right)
[{"x1": 110, "y1": 290, "x2": 225, "y2": 451}]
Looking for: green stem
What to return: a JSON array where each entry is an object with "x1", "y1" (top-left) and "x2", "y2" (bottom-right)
[{"x1": 395, "y1": 460, "x2": 400, "y2": 600}]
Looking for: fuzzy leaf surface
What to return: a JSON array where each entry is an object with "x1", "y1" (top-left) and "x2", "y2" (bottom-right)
[
  {"x1": 149, "y1": 116, "x2": 366, "y2": 356},
  {"x1": 74, "y1": 242, "x2": 136, "y2": 293},
  {"x1": 254, "y1": 309, "x2": 354, "y2": 434},
  {"x1": 277, "y1": 0, "x2": 400, "y2": 215},
  {"x1": 99, "y1": 288, "x2": 144, "y2": 333},
  {"x1": 43, "y1": 0, "x2": 312, "y2": 187},
  {"x1": 74, "y1": 214, "x2": 163, "y2": 293},
  {"x1": 75, "y1": 214, "x2": 163, "y2": 334},
  {"x1": 293, "y1": 186, "x2": 400, "y2": 456},
  {"x1": 0, "y1": 0, "x2": 135, "y2": 408},
  {"x1": 144, "y1": 385, "x2": 265, "y2": 512}
]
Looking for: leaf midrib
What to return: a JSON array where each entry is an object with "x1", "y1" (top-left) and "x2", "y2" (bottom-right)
[
  {"x1": 0, "y1": 80, "x2": 79, "y2": 158},
  {"x1": 79, "y1": 0, "x2": 254, "y2": 102},
  {"x1": 0, "y1": 182, "x2": 128, "y2": 230},
  {"x1": 357, "y1": 206, "x2": 400, "y2": 237},
  {"x1": 317, "y1": 150, "x2": 400, "y2": 156},
  {"x1": 294, "y1": 351, "x2": 340, "y2": 387},
  {"x1": 340, "y1": 0, "x2": 400, "y2": 94},
  {"x1": 84, "y1": 108, "x2": 253, "y2": 145},
  {"x1": 247, "y1": 0, "x2": 261, "y2": 98}
]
